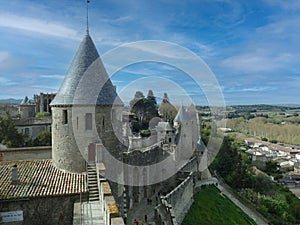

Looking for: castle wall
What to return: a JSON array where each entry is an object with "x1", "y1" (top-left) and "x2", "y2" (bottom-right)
[
  {"x1": 175, "y1": 121, "x2": 198, "y2": 161},
  {"x1": 34, "y1": 93, "x2": 56, "y2": 114},
  {"x1": 0, "y1": 146, "x2": 51, "y2": 161},
  {"x1": 0, "y1": 195, "x2": 79, "y2": 225},
  {"x1": 95, "y1": 105, "x2": 124, "y2": 160},
  {"x1": 18, "y1": 105, "x2": 35, "y2": 118},
  {"x1": 142, "y1": 135, "x2": 158, "y2": 147},
  {"x1": 157, "y1": 172, "x2": 194, "y2": 225},
  {"x1": 94, "y1": 105, "x2": 125, "y2": 204},
  {"x1": 17, "y1": 124, "x2": 51, "y2": 140},
  {"x1": 123, "y1": 145, "x2": 165, "y2": 167},
  {"x1": 128, "y1": 135, "x2": 158, "y2": 149}
]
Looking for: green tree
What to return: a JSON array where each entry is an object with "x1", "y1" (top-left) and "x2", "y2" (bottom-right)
[
  {"x1": 33, "y1": 130, "x2": 51, "y2": 146},
  {"x1": 130, "y1": 91, "x2": 158, "y2": 131},
  {"x1": 210, "y1": 135, "x2": 253, "y2": 189},
  {"x1": 0, "y1": 112, "x2": 24, "y2": 147},
  {"x1": 200, "y1": 125, "x2": 211, "y2": 146},
  {"x1": 36, "y1": 112, "x2": 51, "y2": 117},
  {"x1": 252, "y1": 174, "x2": 275, "y2": 195},
  {"x1": 265, "y1": 160, "x2": 278, "y2": 175},
  {"x1": 129, "y1": 91, "x2": 144, "y2": 108},
  {"x1": 158, "y1": 93, "x2": 177, "y2": 122}
]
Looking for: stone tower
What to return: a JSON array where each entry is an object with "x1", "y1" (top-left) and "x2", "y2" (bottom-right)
[
  {"x1": 18, "y1": 96, "x2": 36, "y2": 118},
  {"x1": 50, "y1": 33, "x2": 123, "y2": 173},
  {"x1": 174, "y1": 106, "x2": 198, "y2": 161}
]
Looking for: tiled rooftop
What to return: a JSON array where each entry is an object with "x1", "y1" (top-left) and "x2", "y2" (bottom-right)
[
  {"x1": 246, "y1": 138, "x2": 299, "y2": 153},
  {"x1": 0, "y1": 160, "x2": 87, "y2": 200}
]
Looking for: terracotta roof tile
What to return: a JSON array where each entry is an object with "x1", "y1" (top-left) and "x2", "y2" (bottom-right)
[{"x1": 0, "y1": 160, "x2": 87, "y2": 200}]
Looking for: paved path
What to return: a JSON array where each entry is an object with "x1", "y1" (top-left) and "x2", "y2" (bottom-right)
[
  {"x1": 73, "y1": 201, "x2": 104, "y2": 225},
  {"x1": 216, "y1": 183, "x2": 268, "y2": 225},
  {"x1": 127, "y1": 195, "x2": 157, "y2": 225}
]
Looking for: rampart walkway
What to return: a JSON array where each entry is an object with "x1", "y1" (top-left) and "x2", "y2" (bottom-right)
[{"x1": 73, "y1": 201, "x2": 104, "y2": 225}]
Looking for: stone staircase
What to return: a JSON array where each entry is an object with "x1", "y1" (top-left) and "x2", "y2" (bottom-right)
[
  {"x1": 73, "y1": 163, "x2": 105, "y2": 225},
  {"x1": 87, "y1": 163, "x2": 99, "y2": 202}
]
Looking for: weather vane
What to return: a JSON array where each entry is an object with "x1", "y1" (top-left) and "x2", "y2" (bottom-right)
[{"x1": 86, "y1": 0, "x2": 90, "y2": 34}]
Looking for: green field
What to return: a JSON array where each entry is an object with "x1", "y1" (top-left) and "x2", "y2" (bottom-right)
[{"x1": 182, "y1": 186, "x2": 257, "y2": 225}]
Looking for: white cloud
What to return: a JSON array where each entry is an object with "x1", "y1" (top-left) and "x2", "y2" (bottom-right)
[
  {"x1": 0, "y1": 13, "x2": 80, "y2": 40},
  {"x1": 221, "y1": 52, "x2": 293, "y2": 73},
  {"x1": 0, "y1": 51, "x2": 29, "y2": 72},
  {"x1": 224, "y1": 86, "x2": 277, "y2": 93},
  {"x1": 0, "y1": 77, "x2": 16, "y2": 86},
  {"x1": 263, "y1": 0, "x2": 300, "y2": 10},
  {"x1": 40, "y1": 75, "x2": 64, "y2": 79},
  {"x1": 0, "y1": 52, "x2": 9, "y2": 63},
  {"x1": 256, "y1": 16, "x2": 300, "y2": 39},
  {"x1": 98, "y1": 16, "x2": 133, "y2": 25}
]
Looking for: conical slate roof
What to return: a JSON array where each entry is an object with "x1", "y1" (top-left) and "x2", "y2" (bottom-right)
[
  {"x1": 174, "y1": 106, "x2": 191, "y2": 122},
  {"x1": 51, "y1": 34, "x2": 122, "y2": 106},
  {"x1": 20, "y1": 96, "x2": 29, "y2": 105}
]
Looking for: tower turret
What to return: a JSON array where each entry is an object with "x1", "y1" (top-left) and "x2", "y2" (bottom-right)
[
  {"x1": 174, "y1": 106, "x2": 199, "y2": 161},
  {"x1": 50, "y1": 33, "x2": 123, "y2": 173}
]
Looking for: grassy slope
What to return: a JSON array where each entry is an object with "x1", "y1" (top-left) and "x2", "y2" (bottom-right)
[{"x1": 182, "y1": 186, "x2": 257, "y2": 225}]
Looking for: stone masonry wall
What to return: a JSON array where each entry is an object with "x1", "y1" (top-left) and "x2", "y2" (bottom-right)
[
  {"x1": 0, "y1": 195, "x2": 79, "y2": 225},
  {"x1": 158, "y1": 172, "x2": 194, "y2": 224},
  {"x1": 0, "y1": 147, "x2": 51, "y2": 161},
  {"x1": 95, "y1": 105, "x2": 124, "y2": 160},
  {"x1": 51, "y1": 107, "x2": 86, "y2": 173}
]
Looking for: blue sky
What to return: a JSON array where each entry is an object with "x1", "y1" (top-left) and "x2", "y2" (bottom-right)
[{"x1": 0, "y1": 0, "x2": 299, "y2": 105}]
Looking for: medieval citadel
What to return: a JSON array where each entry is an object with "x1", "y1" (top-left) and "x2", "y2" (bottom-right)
[{"x1": 0, "y1": 18, "x2": 208, "y2": 225}]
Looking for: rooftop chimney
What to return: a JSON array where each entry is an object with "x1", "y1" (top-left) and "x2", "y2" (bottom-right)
[{"x1": 11, "y1": 164, "x2": 19, "y2": 185}]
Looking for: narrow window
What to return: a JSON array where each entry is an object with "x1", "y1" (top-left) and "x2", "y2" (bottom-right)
[
  {"x1": 111, "y1": 109, "x2": 115, "y2": 122},
  {"x1": 85, "y1": 113, "x2": 92, "y2": 130},
  {"x1": 169, "y1": 138, "x2": 172, "y2": 143},
  {"x1": 62, "y1": 110, "x2": 68, "y2": 124}
]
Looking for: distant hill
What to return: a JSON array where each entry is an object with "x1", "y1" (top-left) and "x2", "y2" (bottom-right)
[
  {"x1": 0, "y1": 98, "x2": 22, "y2": 105},
  {"x1": 274, "y1": 103, "x2": 300, "y2": 107}
]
